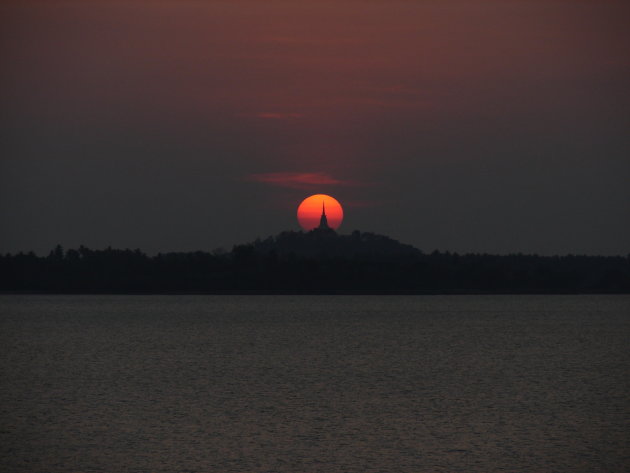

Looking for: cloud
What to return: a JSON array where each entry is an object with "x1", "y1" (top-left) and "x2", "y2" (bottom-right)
[
  {"x1": 246, "y1": 172, "x2": 357, "y2": 189},
  {"x1": 238, "y1": 112, "x2": 304, "y2": 120},
  {"x1": 259, "y1": 36, "x2": 363, "y2": 46}
]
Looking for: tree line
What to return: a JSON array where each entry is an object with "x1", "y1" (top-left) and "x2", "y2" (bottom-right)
[{"x1": 1, "y1": 231, "x2": 629, "y2": 293}]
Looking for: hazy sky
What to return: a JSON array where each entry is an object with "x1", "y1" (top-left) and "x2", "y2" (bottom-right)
[{"x1": 1, "y1": 0, "x2": 629, "y2": 255}]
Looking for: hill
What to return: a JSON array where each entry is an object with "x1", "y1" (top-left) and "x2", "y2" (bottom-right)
[{"x1": 249, "y1": 229, "x2": 421, "y2": 261}]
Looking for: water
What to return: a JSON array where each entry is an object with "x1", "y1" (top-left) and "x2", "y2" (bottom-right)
[{"x1": 1, "y1": 295, "x2": 629, "y2": 472}]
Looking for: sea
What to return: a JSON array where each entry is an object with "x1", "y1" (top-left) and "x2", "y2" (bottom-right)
[{"x1": 1, "y1": 295, "x2": 629, "y2": 473}]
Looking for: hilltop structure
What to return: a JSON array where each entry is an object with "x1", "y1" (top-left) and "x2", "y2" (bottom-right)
[{"x1": 318, "y1": 201, "x2": 330, "y2": 230}]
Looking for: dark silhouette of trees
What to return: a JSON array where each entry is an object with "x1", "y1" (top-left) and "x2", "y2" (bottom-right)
[{"x1": 1, "y1": 230, "x2": 628, "y2": 293}]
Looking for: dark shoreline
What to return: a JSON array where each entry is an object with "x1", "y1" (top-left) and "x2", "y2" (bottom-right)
[
  {"x1": 2, "y1": 290, "x2": 629, "y2": 296},
  {"x1": 3, "y1": 236, "x2": 629, "y2": 294}
]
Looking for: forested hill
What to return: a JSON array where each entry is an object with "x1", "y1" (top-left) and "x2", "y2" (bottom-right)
[{"x1": 1, "y1": 230, "x2": 629, "y2": 293}]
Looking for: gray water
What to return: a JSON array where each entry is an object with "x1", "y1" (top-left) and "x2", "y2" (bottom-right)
[{"x1": 1, "y1": 295, "x2": 629, "y2": 473}]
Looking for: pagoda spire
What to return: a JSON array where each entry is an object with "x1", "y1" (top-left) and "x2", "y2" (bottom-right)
[{"x1": 318, "y1": 199, "x2": 330, "y2": 229}]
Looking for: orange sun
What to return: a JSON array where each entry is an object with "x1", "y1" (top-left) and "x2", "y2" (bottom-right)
[{"x1": 297, "y1": 194, "x2": 344, "y2": 231}]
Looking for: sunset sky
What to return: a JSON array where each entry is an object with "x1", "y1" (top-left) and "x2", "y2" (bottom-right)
[{"x1": 1, "y1": 0, "x2": 629, "y2": 255}]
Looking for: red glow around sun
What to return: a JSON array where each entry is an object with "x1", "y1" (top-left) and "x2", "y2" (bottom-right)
[{"x1": 297, "y1": 194, "x2": 343, "y2": 231}]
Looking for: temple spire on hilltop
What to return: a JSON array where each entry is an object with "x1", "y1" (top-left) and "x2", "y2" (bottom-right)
[{"x1": 318, "y1": 200, "x2": 330, "y2": 229}]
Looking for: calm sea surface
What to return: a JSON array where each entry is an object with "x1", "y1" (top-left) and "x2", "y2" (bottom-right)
[{"x1": 1, "y1": 295, "x2": 629, "y2": 472}]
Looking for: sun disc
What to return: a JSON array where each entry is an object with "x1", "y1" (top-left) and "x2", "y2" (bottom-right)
[{"x1": 297, "y1": 194, "x2": 343, "y2": 231}]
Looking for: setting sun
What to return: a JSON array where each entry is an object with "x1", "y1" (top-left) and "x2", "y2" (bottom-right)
[{"x1": 297, "y1": 194, "x2": 343, "y2": 231}]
